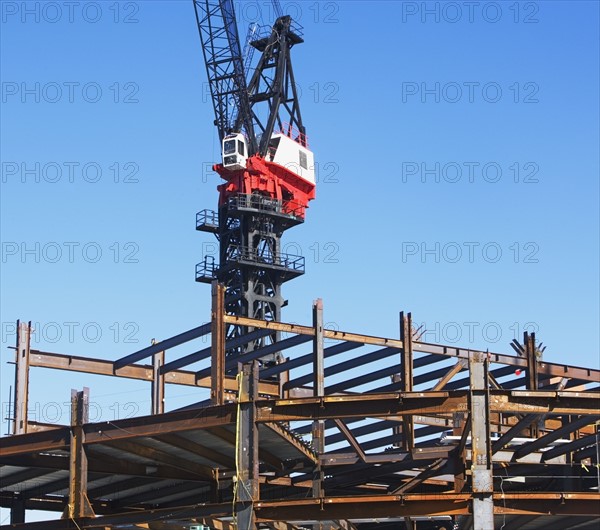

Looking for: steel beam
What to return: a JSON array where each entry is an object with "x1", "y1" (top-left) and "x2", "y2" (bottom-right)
[
  {"x1": 312, "y1": 299, "x2": 325, "y2": 502},
  {"x1": 491, "y1": 413, "x2": 539, "y2": 453},
  {"x1": 400, "y1": 312, "x2": 414, "y2": 451},
  {"x1": 212, "y1": 281, "x2": 226, "y2": 405},
  {"x1": 414, "y1": 341, "x2": 600, "y2": 383},
  {"x1": 13, "y1": 320, "x2": 32, "y2": 435},
  {"x1": 197, "y1": 334, "x2": 313, "y2": 380},
  {"x1": 152, "y1": 348, "x2": 165, "y2": 414},
  {"x1": 27, "y1": 350, "x2": 278, "y2": 395},
  {"x1": 236, "y1": 362, "x2": 259, "y2": 530},
  {"x1": 469, "y1": 353, "x2": 493, "y2": 530},
  {"x1": 333, "y1": 419, "x2": 366, "y2": 463},
  {"x1": 261, "y1": 341, "x2": 363, "y2": 380},
  {"x1": 223, "y1": 314, "x2": 405, "y2": 349},
  {"x1": 114, "y1": 322, "x2": 211, "y2": 368},
  {"x1": 63, "y1": 387, "x2": 95, "y2": 520}
]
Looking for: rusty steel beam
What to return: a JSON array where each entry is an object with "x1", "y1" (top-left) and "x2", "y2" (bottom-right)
[
  {"x1": 255, "y1": 391, "x2": 600, "y2": 423},
  {"x1": 64, "y1": 387, "x2": 95, "y2": 519},
  {"x1": 525, "y1": 332, "x2": 539, "y2": 391},
  {"x1": 13, "y1": 320, "x2": 32, "y2": 435},
  {"x1": 414, "y1": 341, "x2": 600, "y2": 383},
  {"x1": 312, "y1": 298, "x2": 325, "y2": 503},
  {"x1": 152, "y1": 349, "x2": 165, "y2": 414},
  {"x1": 491, "y1": 413, "x2": 540, "y2": 453},
  {"x1": 223, "y1": 314, "x2": 405, "y2": 349},
  {"x1": 542, "y1": 433, "x2": 599, "y2": 462},
  {"x1": 0, "y1": 425, "x2": 70, "y2": 456},
  {"x1": 26, "y1": 350, "x2": 279, "y2": 395},
  {"x1": 469, "y1": 353, "x2": 493, "y2": 529},
  {"x1": 0, "y1": 493, "x2": 598, "y2": 528},
  {"x1": 3, "y1": 392, "x2": 597, "y2": 458},
  {"x1": 236, "y1": 362, "x2": 260, "y2": 530},
  {"x1": 390, "y1": 457, "x2": 448, "y2": 494},
  {"x1": 211, "y1": 281, "x2": 226, "y2": 405},
  {"x1": 333, "y1": 419, "x2": 366, "y2": 463},
  {"x1": 432, "y1": 359, "x2": 468, "y2": 391},
  {"x1": 400, "y1": 312, "x2": 414, "y2": 452}
]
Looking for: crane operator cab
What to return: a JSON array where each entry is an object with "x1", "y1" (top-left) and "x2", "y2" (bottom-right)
[
  {"x1": 222, "y1": 133, "x2": 248, "y2": 171},
  {"x1": 222, "y1": 131, "x2": 315, "y2": 186}
]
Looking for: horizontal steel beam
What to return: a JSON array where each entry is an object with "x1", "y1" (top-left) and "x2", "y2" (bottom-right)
[
  {"x1": 414, "y1": 342, "x2": 600, "y2": 382},
  {"x1": 256, "y1": 391, "x2": 600, "y2": 422},
  {"x1": 26, "y1": 350, "x2": 279, "y2": 395},
  {"x1": 223, "y1": 315, "x2": 405, "y2": 349}
]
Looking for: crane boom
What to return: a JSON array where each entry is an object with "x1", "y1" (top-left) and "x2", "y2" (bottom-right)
[{"x1": 193, "y1": 0, "x2": 257, "y2": 153}]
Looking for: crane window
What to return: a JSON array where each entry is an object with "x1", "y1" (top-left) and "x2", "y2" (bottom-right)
[
  {"x1": 238, "y1": 140, "x2": 245, "y2": 156},
  {"x1": 224, "y1": 140, "x2": 236, "y2": 155},
  {"x1": 299, "y1": 150, "x2": 308, "y2": 169}
]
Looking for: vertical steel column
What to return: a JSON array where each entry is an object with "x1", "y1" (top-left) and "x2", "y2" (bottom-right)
[
  {"x1": 312, "y1": 299, "x2": 325, "y2": 499},
  {"x1": 13, "y1": 320, "x2": 32, "y2": 435},
  {"x1": 211, "y1": 281, "x2": 226, "y2": 405},
  {"x1": 469, "y1": 353, "x2": 493, "y2": 529},
  {"x1": 453, "y1": 411, "x2": 468, "y2": 493},
  {"x1": 151, "y1": 346, "x2": 165, "y2": 415},
  {"x1": 64, "y1": 387, "x2": 95, "y2": 520},
  {"x1": 400, "y1": 312, "x2": 414, "y2": 451},
  {"x1": 236, "y1": 362, "x2": 259, "y2": 530},
  {"x1": 524, "y1": 331, "x2": 539, "y2": 437},
  {"x1": 524, "y1": 331, "x2": 539, "y2": 391},
  {"x1": 10, "y1": 494, "x2": 25, "y2": 524}
]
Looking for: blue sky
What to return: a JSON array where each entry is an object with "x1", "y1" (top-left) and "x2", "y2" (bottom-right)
[{"x1": 0, "y1": 0, "x2": 599, "y2": 522}]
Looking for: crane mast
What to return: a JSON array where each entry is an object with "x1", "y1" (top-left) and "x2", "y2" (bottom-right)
[{"x1": 193, "y1": 0, "x2": 315, "y2": 369}]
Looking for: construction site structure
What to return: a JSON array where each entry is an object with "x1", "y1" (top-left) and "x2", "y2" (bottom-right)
[{"x1": 1, "y1": 289, "x2": 599, "y2": 529}]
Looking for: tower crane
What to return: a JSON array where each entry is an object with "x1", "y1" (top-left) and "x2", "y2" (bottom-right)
[{"x1": 193, "y1": 0, "x2": 315, "y2": 366}]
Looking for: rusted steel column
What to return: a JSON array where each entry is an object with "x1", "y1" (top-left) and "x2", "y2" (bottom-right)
[
  {"x1": 312, "y1": 299, "x2": 325, "y2": 499},
  {"x1": 400, "y1": 311, "x2": 414, "y2": 451},
  {"x1": 64, "y1": 387, "x2": 95, "y2": 520},
  {"x1": 524, "y1": 331, "x2": 539, "y2": 391},
  {"x1": 524, "y1": 331, "x2": 540, "y2": 437},
  {"x1": 469, "y1": 352, "x2": 493, "y2": 529},
  {"x1": 13, "y1": 320, "x2": 32, "y2": 435},
  {"x1": 151, "y1": 346, "x2": 165, "y2": 414},
  {"x1": 453, "y1": 411, "x2": 468, "y2": 493},
  {"x1": 211, "y1": 281, "x2": 226, "y2": 405},
  {"x1": 236, "y1": 362, "x2": 259, "y2": 530}
]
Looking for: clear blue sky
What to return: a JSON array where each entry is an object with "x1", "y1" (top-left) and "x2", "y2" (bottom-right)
[{"x1": 1, "y1": 0, "x2": 599, "y2": 522}]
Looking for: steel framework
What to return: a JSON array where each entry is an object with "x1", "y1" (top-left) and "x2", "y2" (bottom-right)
[{"x1": 1, "y1": 287, "x2": 599, "y2": 529}]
